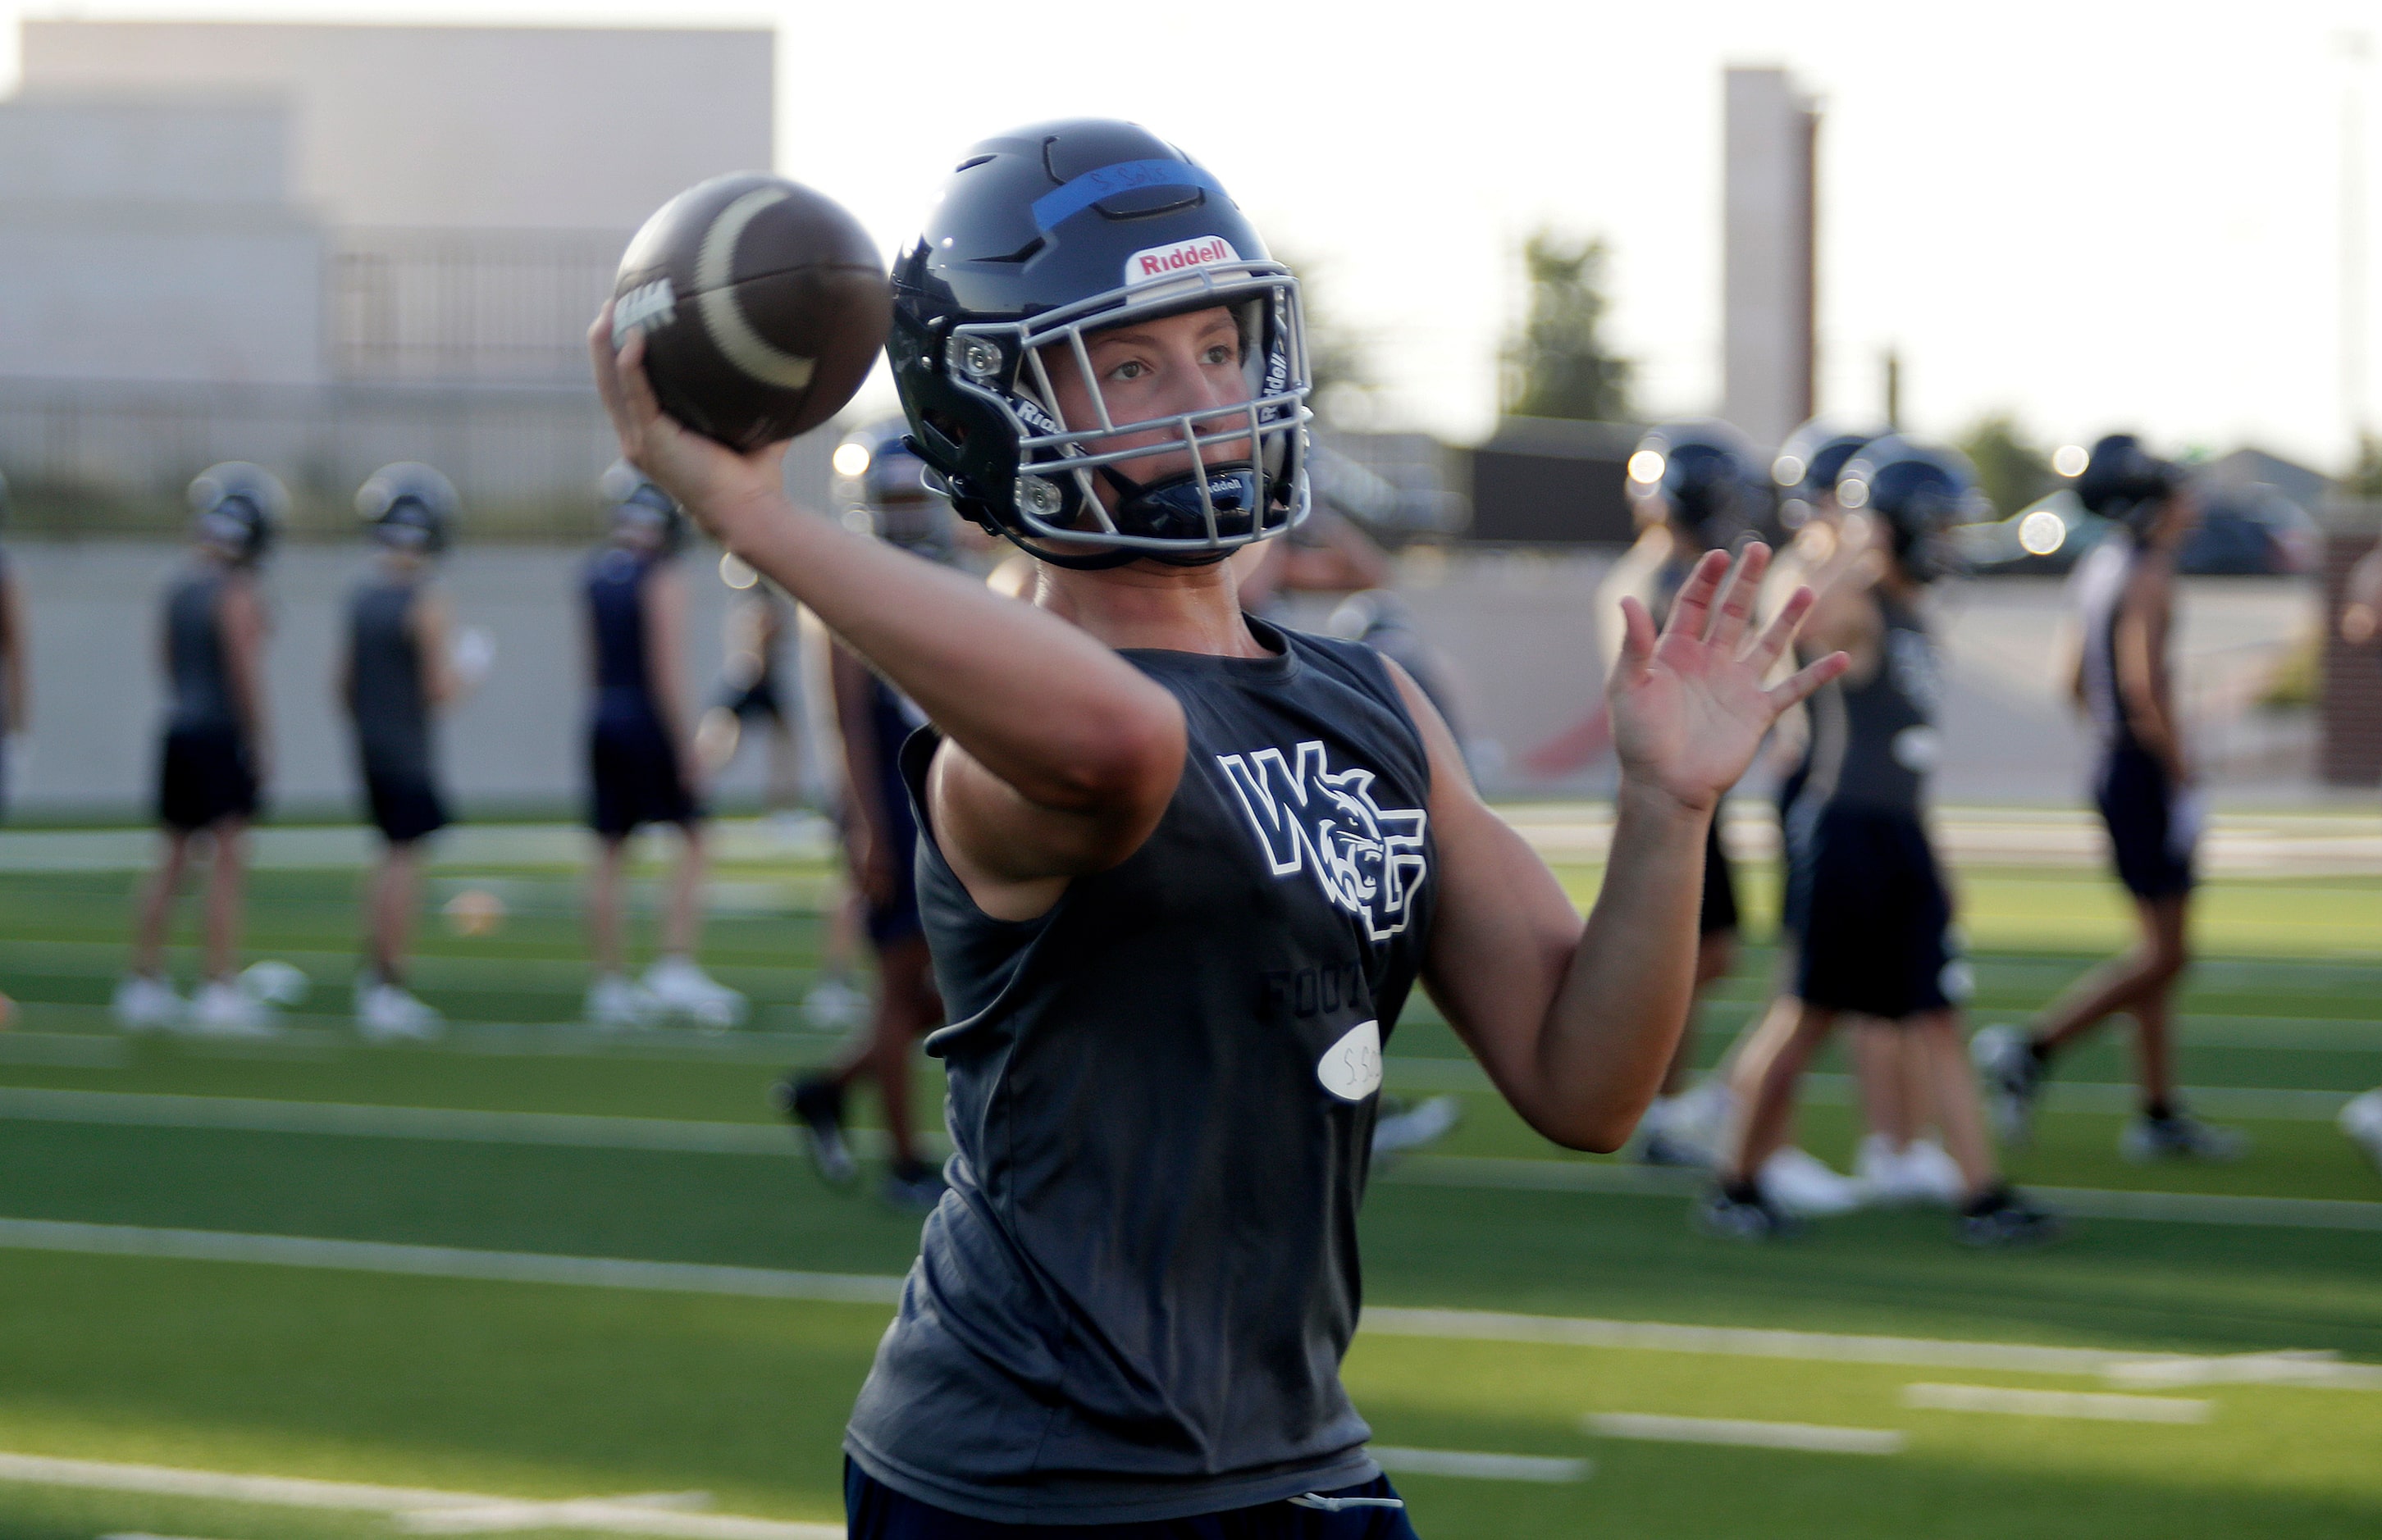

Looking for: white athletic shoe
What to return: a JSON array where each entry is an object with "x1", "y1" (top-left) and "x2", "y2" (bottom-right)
[
  {"x1": 1857, "y1": 1134, "x2": 1967, "y2": 1208},
  {"x1": 643, "y1": 955, "x2": 749, "y2": 1030},
  {"x1": 801, "y1": 977, "x2": 869, "y2": 1032},
  {"x1": 356, "y1": 981, "x2": 444, "y2": 1043},
  {"x1": 1759, "y1": 1146, "x2": 1864, "y2": 1217},
  {"x1": 239, "y1": 959, "x2": 313, "y2": 1008},
  {"x1": 2341, "y1": 1089, "x2": 2382, "y2": 1175},
  {"x1": 1371, "y1": 1095, "x2": 1463, "y2": 1163},
  {"x1": 112, "y1": 973, "x2": 184, "y2": 1032},
  {"x1": 1635, "y1": 1079, "x2": 1730, "y2": 1168},
  {"x1": 185, "y1": 979, "x2": 276, "y2": 1037},
  {"x1": 585, "y1": 973, "x2": 659, "y2": 1030}
]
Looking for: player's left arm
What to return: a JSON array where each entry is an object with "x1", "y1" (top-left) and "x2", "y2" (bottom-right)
[
  {"x1": 641, "y1": 564, "x2": 698, "y2": 787},
  {"x1": 412, "y1": 588, "x2": 462, "y2": 708},
  {"x1": 1408, "y1": 546, "x2": 1844, "y2": 1152}
]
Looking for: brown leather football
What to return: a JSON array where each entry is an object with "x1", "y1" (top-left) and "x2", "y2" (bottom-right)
[{"x1": 610, "y1": 173, "x2": 890, "y2": 451}]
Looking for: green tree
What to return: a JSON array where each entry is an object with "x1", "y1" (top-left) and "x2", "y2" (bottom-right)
[
  {"x1": 2350, "y1": 431, "x2": 2382, "y2": 498},
  {"x1": 1955, "y1": 412, "x2": 2054, "y2": 520},
  {"x1": 1275, "y1": 249, "x2": 1373, "y2": 399},
  {"x1": 1501, "y1": 229, "x2": 1634, "y2": 421}
]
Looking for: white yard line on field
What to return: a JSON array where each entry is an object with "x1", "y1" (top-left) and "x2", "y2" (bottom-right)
[
  {"x1": 7, "y1": 1216, "x2": 2377, "y2": 1389},
  {"x1": 1367, "y1": 1447, "x2": 1590, "y2": 1483},
  {"x1": 1581, "y1": 1414, "x2": 1905, "y2": 1455},
  {"x1": 0, "y1": 1452, "x2": 841, "y2": 1540},
  {"x1": 4, "y1": 1087, "x2": 2374, "y2": 1231},
  {"x1": 1901, "y1": 1383, "x2": 2211, "y2": 1422}
]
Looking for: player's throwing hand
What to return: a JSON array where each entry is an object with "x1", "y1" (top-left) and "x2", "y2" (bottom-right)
[{"x1": 1608, "y1": 543, "x2": 1846, "y2": 814}]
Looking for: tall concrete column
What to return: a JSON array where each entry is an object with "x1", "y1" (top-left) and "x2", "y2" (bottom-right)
[{"x1": 1723, "y1": 67, "x2": 1818, "y2": 449}]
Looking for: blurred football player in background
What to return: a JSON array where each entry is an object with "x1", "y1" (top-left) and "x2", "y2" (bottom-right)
[
  {"x1": 1712, "y1": 440, "x2": 2056, "y2": 1245},
  {"x1": 2334, "y1": 532, "x2": 2382, "y2": 1173},
  {"x1": 0, "y1": 470, "x2": 26, "y2": 824},
  {"x1": 781, "y1": 426, "x2": 951, "y2": 1211},
  {"x1": 1974, "y1": 435, "x2": 2245, "y2": 1163},
  {"x1": 697, "y1": 558, "x2": 805, "y2": 822},
  {"x1": 582, "y1": 465, "x2": 747, "y2": 1030},
  {"x1": 116, "y1": 464, "x2": 282, "y2": 1036},
  {"x1": 340, "y1": 463, "x2": 470, "y2": 1042}
]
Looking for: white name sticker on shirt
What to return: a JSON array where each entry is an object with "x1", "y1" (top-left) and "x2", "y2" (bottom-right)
[{"x1": 1317, "y1": 1019, "x2": 1384, "y2": 1102}]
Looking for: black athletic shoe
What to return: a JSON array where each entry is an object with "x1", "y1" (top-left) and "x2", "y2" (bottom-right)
[
  {"x1": 1970, "y1": 1025, "x2": 2044, "y2": 1146},
  {"x1": 881, "y1": 1159, "x2": 947, "y2": 1214},
  {"x1": 1956, "y1": 1187, "x2": 2061, "y2": 1248},
  {"x1": 775, "y1": 1073, "x2": 856, "y2": 1187},
  {"x1": 1697, "y1": 1183, "x2": 1797, "y2": 1242},
  {"x1": 2120, "y1": 1111, "x2": 2248, "y2": 1164}
]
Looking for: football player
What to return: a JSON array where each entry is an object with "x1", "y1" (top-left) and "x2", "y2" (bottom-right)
[
  {"x1": 116, "y1": 464, "x2": 281, "y2": 1036},
  {"x1": 1973, "y1": 435, "x2": 2244, "y2": 1162},
  {"x1": 340, "y1": 463, "x2": 468, "y2": 1041},
  {"x1": 0, "y1": 470, "x2": 26, "y2": 824},
  {"x1": 782, "y1": 425, "x2": 952, "y2": 1213},
  {"x1": 1709, "y1": 440, "x2": 2056, "y2": 1245},
  {"x1": 580, "y1": 466, "x2": 748, "y2": 1030},
  {"x1": 596, "y1": 118, "x2": 1843, "y2": 1535}
]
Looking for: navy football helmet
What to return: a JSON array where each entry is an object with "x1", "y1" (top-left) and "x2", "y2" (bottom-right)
[
  {"x1": 187, "y1": 462, "x2": 288, "y2": 565},
  {"x1": 2076, "y1": 433, "x2": 2185, "y2": 532},
  {"x1": 888, "y1": 119, "x2": 1310, "y2": 568},
  {"x1": 1836, "y1": 436, "x2": 1983, "y2": 582},
  {"x1": 600, "y1": 460, "x2": 689, "y2": 555},
  {"x1": 1772, "y1": 419, "x2": 1879, "y2": 530},
  {"x1": 1626, "y1": 420, "x2": 1763, "y2": 551},
  {"x1": 356, "y1": 462, "x2": 459, "y2": 555},
  {"x1": 835, "y1": 420, "x2": 958, "y2": 564}
]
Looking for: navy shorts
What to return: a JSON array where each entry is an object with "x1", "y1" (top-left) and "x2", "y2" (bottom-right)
[
  {"x1": 588, "y1": 713, "x2": 700, "y2": 837},
  {"x1": 2096, "y1": 745, "x2": 2195, "y2": 900},
  {"x1": 845, "y1": 1460, "x2": 1420, "y2": 1538},
  {"x1": 158, "y1": 722, "x2": 259, "y2": 832},
  {"x1": 1789, "y1": 804, "x2": 1965, "y2": 1020},
  {"x1": 1699, "y1": 815, "x2": 1739, "y2": 937},
  {"x1": 364, "y1": 767, "x2": 449, "y2": 845}
]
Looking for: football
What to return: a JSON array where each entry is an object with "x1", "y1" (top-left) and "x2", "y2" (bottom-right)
[{"x1": 609, "y1": 172, "x2": 890, "y2": 452}]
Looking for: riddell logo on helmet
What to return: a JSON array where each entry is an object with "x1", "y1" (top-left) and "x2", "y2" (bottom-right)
[{"x1": 1123, "y1": 236, "x2": 1240, "y2": 287}]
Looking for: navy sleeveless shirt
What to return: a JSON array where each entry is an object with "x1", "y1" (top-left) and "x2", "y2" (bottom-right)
[{"x1": 845, "y1": 618, "x2": 1437, "y2": 1525}]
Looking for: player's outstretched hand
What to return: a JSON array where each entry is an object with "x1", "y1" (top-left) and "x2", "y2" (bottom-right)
[
  {"x1": 588, "y1": 303, "x2": 790, "y2": 549},
  {"x1": 1607, "y1": 544, "x2": 1848, "y2": 815}
]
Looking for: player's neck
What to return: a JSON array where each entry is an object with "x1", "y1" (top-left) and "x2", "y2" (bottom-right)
[{"x1": 1035, "y1": 560, "x2": 1271, "y2": 658}]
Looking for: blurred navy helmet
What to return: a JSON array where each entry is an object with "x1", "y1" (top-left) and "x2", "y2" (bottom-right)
[
  {"x1": 833, "y1": 419, "x2": 956, "y2": 562},
  {"x1": 355, "y1": 462, "x2": 459, "y2": 555},
  {"x1": 599, "y1": 460, "x2": 688, "y2": 555},
  {"x1": 888, "y1": 118, "x2": 1309, "y2": 569},
  {"x1": 1626, "y1": 419, "x2": 1761, "y2": 550},
  {"x1": 1772, "y1": 420, "x2": 1879, "y2": 528},
  {"x1": 2076, "y1": 434, "x2": 2186, "y2": 533},
  {"x1": 186, "y1": 462, "x2": 289, "y2": 565},
  {"x1": 1835, "y1": 436, "x2": 1982, "y2": 583}
]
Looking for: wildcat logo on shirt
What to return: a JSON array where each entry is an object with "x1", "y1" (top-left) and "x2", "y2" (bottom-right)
[{"x1": 1214, "y1": 740, "x2": 1427, "y2": 941}]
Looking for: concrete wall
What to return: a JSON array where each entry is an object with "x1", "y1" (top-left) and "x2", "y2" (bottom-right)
[
  {"x1": 1722, "y1": 68, "x2": 1817, "y2": 449},
  {"x1": 21, "y1": 21, "x2": 775, "y2": 232}
]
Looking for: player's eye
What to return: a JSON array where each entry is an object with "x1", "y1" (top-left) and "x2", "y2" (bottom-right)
[
  {"x1": 1202, "y1": 342, "x2": 1239, "y2": 366},
  {"x1": 1107, "y1": 358, "x2": 1151, "y2": 382}
]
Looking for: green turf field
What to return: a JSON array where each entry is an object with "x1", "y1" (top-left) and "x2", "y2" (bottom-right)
[{"x1": 0, "y1": 822, "x2": 2375, "y2": 1538}]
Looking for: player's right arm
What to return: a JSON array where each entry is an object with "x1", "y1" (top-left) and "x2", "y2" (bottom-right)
[
  {"x1": 590, "y1": 315, "x2": 1184, "y2": 915},
  {"x1": 2115, "y1": 561, "x2": 2188, "y2": 781},
  {"x1": 0, "y1": 565, "x2": 26, "y2": 736}
]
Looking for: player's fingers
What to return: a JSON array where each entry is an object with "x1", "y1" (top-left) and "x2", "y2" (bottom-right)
[
  {"x1": 1746, "y1": 583, "x2": 1814, "y2": 670},
  {"x1": 588, "y1": 304, "x2": 635, "y2": 442},
  {"x1": 1662, "y1": 549, "x2": 1731, "y2": 644},
  {"x1": 1764, "y1": 649, "x2": 1850, "y2": 713},
  {"x1": 614, "y1": 333, "x2": 672, "y2": 455},
  {"x1": 1705, "y1": 540, "x2": 1769, "y2": 649},
  {"x1": 1614, "y1": 595, "x2": 1658, "y2": 680}
]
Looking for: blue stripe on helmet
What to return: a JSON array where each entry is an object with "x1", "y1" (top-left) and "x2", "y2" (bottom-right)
[{"x1": 1029, "y1": 159, "x2": 1224, "y2": 231}]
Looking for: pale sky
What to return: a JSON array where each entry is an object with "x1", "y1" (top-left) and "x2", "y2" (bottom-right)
[{"x1": 6, "y1": 0, "x2": 2380, "y2": 470}]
